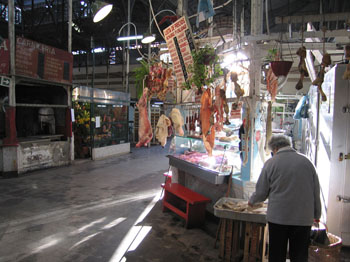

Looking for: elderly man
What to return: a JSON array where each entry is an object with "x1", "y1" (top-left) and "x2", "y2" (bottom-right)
[{"x1": 249, "y1": 135, "x2": 321, "y2": 262}]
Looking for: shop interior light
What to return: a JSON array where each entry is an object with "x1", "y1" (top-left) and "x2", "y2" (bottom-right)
[
  {"x1": 92, "y1": 1, "x2": 113, "y2": 23},
  {"x1": 141, "y1": 33, "x2": 156, "y2": 44}
]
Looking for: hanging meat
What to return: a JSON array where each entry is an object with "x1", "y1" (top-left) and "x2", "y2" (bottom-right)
[
  {"x1": 242, "y1": 102, "x2": 251, "y2": 166},
  {"x1": 147, "y1": 63, "x2": 173, "y2": 101},
  {"x1": 295, "y1": 46, "x2": 309, "y2": 90},
  {"x1": 221, "y1": 89, "x2": 230, "y2": 125},
  {"x1": 158, "y1": 68, "x2": 174, "y2": 101},
  {"x1": 230, "y1": 72, "x2": 245, "y2": 102},
  {"x1": 136, "y1": 88, "x2": 153, "y2": 148},
  {"x1": 214, "y1": 82, "x2": 224, "y2": 132},
  {"x1": 266, "y1": 68, "x2": 279, "y2": 102},
  {"x1": 155, "y1": 114, "x2": 171, "y2": 147},
  {"x1": 200, "y1": 88, "x2": 215, "y2": 156},
  {"x1": 312, "y1": 53, "x2": 331, "y2": 102},
  {"x1": 222, "y1": 68, "x2": 230, "y2": 125},
  {"x1": 169, "y1": 108, "x2": 184, "y2": 136}
]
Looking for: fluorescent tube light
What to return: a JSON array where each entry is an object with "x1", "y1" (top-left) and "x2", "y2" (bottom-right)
[{"x1": 117, "y1": 35, "x2": 143, "y2": 41}]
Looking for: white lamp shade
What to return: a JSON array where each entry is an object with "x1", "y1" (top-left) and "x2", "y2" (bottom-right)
[
  {"x1": 141, "y1": 34, "x2": 156, "y2": 44},
  {"x1": 93, "y1": 2, "x2": 113, "y2": 23}
]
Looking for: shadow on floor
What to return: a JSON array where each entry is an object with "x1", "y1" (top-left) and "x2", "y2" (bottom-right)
[{"x1": 123, "y1": 199, "x2": 350, "y2": 262}]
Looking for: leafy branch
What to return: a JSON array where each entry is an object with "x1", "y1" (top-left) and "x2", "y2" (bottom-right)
[
  {"x1": 133, "y1": 59, "x2": 149, "y2": 98},
  {"x1": 183, "y1": 45, "x2": 222, "y2": 90}
]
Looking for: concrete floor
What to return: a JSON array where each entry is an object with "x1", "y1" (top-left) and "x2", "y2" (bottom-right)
[{"x1": 0, "y1": 144, "x2": 349, "y2": 262}]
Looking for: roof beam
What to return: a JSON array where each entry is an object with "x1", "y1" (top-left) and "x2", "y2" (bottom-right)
[{"x1": 275, "y1": 12, "x2": 350, "y2": 24}]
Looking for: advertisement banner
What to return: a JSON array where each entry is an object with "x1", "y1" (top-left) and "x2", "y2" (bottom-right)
[{"x1": 163, "y1": 16, "x2": 195, "y2": 88}]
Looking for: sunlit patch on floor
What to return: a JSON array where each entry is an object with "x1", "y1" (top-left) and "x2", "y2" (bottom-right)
[
  {"x1": 70, "y1": 217, "x2": 107, "y2": 235},
  {"x1": 70, "y1": 232, "x2": 102, "y2": 249},
  {"x1": 108, "y1": 190, "x2": 162, "y2": 262}
]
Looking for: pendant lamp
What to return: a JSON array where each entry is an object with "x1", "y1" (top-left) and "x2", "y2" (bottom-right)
[
  {"x1": 141, "y1": 32, "x2": 155, "y2": 44},
  {"x1": 92, "y1": 1, "x2": 113, "y2": 23}
]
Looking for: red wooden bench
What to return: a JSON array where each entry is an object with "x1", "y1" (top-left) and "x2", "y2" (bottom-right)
[
  {"x1": 161, "y1": 171, "x2": 172, "y2": 188},
  {"x1": 162, "y1": 183, "x2": 211, "y2": 228}
]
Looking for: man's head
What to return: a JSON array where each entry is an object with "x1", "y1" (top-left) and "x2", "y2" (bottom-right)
[{"x1": 268, "y1": 135, "x2": 291, "y2": 155}]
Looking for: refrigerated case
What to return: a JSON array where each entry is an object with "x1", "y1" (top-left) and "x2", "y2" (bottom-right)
[
  {"x1": 167, "y1": 126, "x2": 242, "y2": 213},
  {"x1": 168, "y1": 133, "x2": 241, "y2": 184},
  {"x1": 72, "y1": 86, "x2": 130, "y2": 160},
  {"x1": 307, "y1": 64, "x2": 350, "y2": 245}
]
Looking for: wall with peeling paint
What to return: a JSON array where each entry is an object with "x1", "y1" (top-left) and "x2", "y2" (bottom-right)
[{"x1": 18, "y1": 141, "x2": 70, "y2": 174}]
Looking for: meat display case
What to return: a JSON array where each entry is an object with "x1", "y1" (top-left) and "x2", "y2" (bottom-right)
[{"x1": 168, "y1": 134, "x2": 241, "y2": 184}]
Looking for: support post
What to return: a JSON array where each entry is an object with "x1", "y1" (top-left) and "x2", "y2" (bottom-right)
[{"x1": 4, "y1": 0, "x2": 18, "y2": 146}]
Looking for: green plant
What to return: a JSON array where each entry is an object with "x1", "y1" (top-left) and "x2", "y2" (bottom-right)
[
  {"x1": 264, "y1": 48, "x2": 278, "y2": 62},
  {"x1": 183, "y1": 45, "x2": 223, "y2": 90},
  {"x1": 133, "y1": 59, "x2": 149, "y2": 98}
]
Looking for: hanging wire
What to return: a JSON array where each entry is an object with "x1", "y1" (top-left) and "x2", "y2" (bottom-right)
[
  {"x1": 323, "y1": 28, "x2": 326, "y2": 54},
  {"x1": 301, "y1": 19, "x2": 304, "y2": 48}
]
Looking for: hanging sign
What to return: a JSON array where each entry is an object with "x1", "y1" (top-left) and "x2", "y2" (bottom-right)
[
  {"x1": 163, "y1": 16, "x2": 195, "y2": 88},
  {"x1": 0, "y1": 37, "x2": 73, "y2": 85}
]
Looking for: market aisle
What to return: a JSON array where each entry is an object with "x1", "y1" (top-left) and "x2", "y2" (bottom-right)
[
  {"x1": 1, "y1": 144, "x2": 349, "y2": 262},
  {"x1": 0, "y1": 145, "x2": 220, "y2": 262}
]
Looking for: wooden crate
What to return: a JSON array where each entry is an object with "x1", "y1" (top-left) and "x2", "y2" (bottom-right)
[{"x1": 219, "y1": 219, "x2": 268, "y2": 262}]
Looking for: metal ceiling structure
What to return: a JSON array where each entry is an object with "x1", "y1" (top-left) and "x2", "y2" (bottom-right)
[{"x1": 0, "y1": 0, "x2": 349, "y2": 64}]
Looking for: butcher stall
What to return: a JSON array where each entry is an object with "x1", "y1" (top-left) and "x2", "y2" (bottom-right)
[
  {"x1": 72, "y1": 86, "x2": 130, "y2": 160},
  {"x1": 0, "y1": 37, "x2": 73, "y2": 176}
]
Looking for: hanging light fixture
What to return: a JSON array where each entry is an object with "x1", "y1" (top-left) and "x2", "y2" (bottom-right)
[
  {"x1": 141, "y1": 32, "x2": 155, "y2": 44},
  {"x1": 117, "y1": 35, "x2": 143, "y2": 41},
  {"x1": 141, "y1": 9, "x2": 177, "y2": 44},
  {"x1": 117, "y1": 22, "x2": 143, "y2": 42},
  {"x1": 92, "y1": 1, "x2": 113, "y2": 23}
]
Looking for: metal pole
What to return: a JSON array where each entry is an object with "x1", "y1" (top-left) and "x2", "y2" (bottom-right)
[
  {"x1": 208, "y1": 0, "x2": 213, "y2": 37},
  {"x1": 314, "y1": 92, "x2": 321, "y2": 166},
  {"x1": 68, "y1": 0, "x2": 72, "y2": 53},
  {"x1": 126, "y1": 0, "x2": 130, "y2": 93},
  {"x1": 8, "y1": 0, "x2": 15, "y2": 107},
  {"x1": 90, "y1": 36, "x2": 95, "y2": 159},
  {"x1": 91, "y1": 37, "x2": 95, "y2": 89},
  {"x1": 233, "y1": 0, "x2": 237, "y2": 39},
  {"x1": 147, "y1": 5, "x2": 151, "y2": 148},
  {"x1": 176, "y1": 0, "x2": 183, "y2": 16}
]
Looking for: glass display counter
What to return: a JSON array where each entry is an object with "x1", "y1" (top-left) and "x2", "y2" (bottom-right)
[{"x1": 168, "y1": 132, "x2": 241, "y2": 184}]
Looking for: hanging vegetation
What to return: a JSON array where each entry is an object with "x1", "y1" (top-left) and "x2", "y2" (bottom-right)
[
  {"x1": 183, "y1": 45, "x2": 222, "y2": 90},
  {"x1": 133, "y1": 59, "x2": 149, "y2": 99}
]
